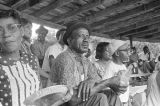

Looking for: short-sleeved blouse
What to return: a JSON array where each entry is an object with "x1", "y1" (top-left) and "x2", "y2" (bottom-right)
[{"x1": 0, "y1": 51, "x2": 40, "y2": 106}]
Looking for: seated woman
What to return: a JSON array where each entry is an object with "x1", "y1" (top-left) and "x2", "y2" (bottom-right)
[
  {"x1": 94, "y1": 40, "x2": 131, "y2": 104},
  {"x1": 0, "y1": 10, "x2": 40, "y2": 106},
  {"x1": 94, "y1": 42, "x2": 112, "y2": 79}
]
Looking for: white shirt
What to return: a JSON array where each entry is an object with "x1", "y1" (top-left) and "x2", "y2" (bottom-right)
[
  {"x1": 95, "y1": 60, "x2": 129, "y2": 103},
  {"x1": 42, "y1": 43, "x2": 67, "y2": 72}
]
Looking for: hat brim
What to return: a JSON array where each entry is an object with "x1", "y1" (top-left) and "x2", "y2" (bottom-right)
[{"x1": 24, "y1": 85, "x2": 68, "y2": 105}]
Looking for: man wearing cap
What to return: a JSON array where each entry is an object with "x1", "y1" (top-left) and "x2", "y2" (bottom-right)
[
  {"x1": 31, "y1": 26, "x2": 50, "y2": 68},
  {"x1": 50, "y1": 22, "x2": 124, "y2": 106}
]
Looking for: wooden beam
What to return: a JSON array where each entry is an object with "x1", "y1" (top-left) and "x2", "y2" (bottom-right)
[
  {"x1": 50, "y1": 0, "x2": 104, "y2": 23},
  {"x1": 122, "y1": 23, "x2": 160, "y2": 37},
  {"x1": 22, "y1": 0, "x2": 45, "y2": 12},
  {"x1": 91, "y1": 32, "x2": 111, "y2": 38},
  {"x1": 91, "y1": 0, "x2": 160, "y2": 29},
  {"x1": 11, "y1": 0, "x2": 28, "y2": 9},
  {"x1": 122, "y1": 36, "x2": 160, "y2": 43},
  {"x1": 109, "y1": 15, "x2": 160, "y2": 37},
  {"x1": 80, "y1": 0, "x2": 154, "y2": 23},
  {"x1": 96, "y1": 6, "x2": 160, "y2": 33},
  {"x1": 0, "y1": 4, "x2": 64, "y2": 29},
  {"x1": 128, "y1": 29, "x2": 159, "y2": 38},
  {"x1": 32, "y1": 0, "x2": 73, "y2": 17}
]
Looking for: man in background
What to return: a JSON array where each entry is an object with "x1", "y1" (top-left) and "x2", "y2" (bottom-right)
[
  {"x1": 31, "y1": 26, "x2": 50, "y2": 67},
  {"x1": 21, "y1": 18, "x2": 32, "y2": 54}
]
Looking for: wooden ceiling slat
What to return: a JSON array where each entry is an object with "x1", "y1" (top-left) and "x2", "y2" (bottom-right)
[
  {"x1": 0, "y1": 4, "x2": 64, "y2": 29},
  {"x1": 50, "y1": 0, "x2": 103, "y2": 23},
  {"x1": 32, "y1": 0, "x2": 74, "y2": 17},
  {"x1": 106, "y1": 15, "x2": 160, "y2": 38},
  {"x1": 91, "y1": 0, "x2": 160, "y2": 29},
  {"x1": 11, "y1": 0, "x2": 28, "y2": 9},
  {"x1": 80, "y1": 0, "x2": 154, "y2": 23},
  {"x1": 123, "y1": 23, "x2": 160, "y2": 37},
  {"x1": 126, "y1": 29, "x2": 158, "y2": 38},
  {"x1": 97, "y1": 6, "x2": 160, "y2": 33}
]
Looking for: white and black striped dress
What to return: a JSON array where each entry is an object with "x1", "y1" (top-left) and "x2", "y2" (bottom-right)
[{"x1": 0, "y1": 51, "x2": 40, "y2": 106}]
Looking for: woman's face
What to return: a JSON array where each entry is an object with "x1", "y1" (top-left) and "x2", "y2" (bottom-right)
[
  {"x1": 102, "y1": 46, "x2": 112, "y2": 60},
  {"x1": 0, "y1": 17, "x2": 23, "y2": 53}
]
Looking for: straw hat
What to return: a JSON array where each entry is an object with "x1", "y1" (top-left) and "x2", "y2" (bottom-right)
[
  {"x1": 110, "y1": 39, "x2": 128, "y2": 55},
  {"x1": 24, "y1": 85, "x2": 73, "y2": 106}
]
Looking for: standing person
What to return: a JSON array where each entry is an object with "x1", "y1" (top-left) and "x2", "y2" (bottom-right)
[
  {"x1": 41, "y1": 28, "x2": 67, "y2": 87},
  {"x1": 50, "y1": 21, "x2": 125, "y2": 106},
  {"x1": 0, "y1": 9, "x2": 40, "y2": 106},
  {"x1": 20, "y1": 18, "x2": 32, "y2": 54},
  {"x1": 30, "y1": 25, "x2": 50, "y2": 68}
]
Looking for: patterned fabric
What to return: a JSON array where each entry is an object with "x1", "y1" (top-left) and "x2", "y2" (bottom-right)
[
  {"x1": 42, "y1": 43, "x2": 67, "y2": 72},
  {"x1": 50, "y1": 48, "x2": 100, "y2": 88},
  {"x1": 0, "y1": 51, "x2": 40, "y2": 106},
  {"x1": 21, "y1": 41, "x2": 32, "y2": 55},
  {"x1": 143, "y1": 71, "x2": 160, "y2": 106}
]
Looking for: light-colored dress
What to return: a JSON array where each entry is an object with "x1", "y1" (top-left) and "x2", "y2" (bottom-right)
[
  {"x1": 143, "y1": 71, "x2": 160, "y2": 106},
  {"x1": 0, "y1": 51, "x2": 40, "y2": 106}
]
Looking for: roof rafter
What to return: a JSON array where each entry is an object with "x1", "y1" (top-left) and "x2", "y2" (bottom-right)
[
  {"x1": 91, "y1": 0, "x2": 160, "y2": 29},
  {"x1": 32, "y1": 0, "x2": 74, "y2": 17},
  {"x1": 50, "y1": 0, "x2": 104, "y2": 23},
  {"x1": 96, "y1": 6, "x2": 160, "y2": 33},
  {"x1": 80, "y1": 0, "x2": 154, "y2": 23}
]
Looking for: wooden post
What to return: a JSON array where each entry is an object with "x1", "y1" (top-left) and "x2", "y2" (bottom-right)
[{"x1": 129, "y1": 36, "x2": 133, "y2": 48}]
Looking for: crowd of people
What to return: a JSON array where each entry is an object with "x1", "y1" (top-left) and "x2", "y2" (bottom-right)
[{"x1": 0, "y1": 9, "x2": 160, "y2": 106}]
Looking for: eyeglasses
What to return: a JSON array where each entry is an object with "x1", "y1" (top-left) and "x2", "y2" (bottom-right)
[{"x1": 0, "y1": 24, "x2": 21, "y2": 34}]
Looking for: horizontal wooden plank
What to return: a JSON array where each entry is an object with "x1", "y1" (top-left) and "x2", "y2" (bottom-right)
[
  {"x1": 97, "y1": 6, "x2": 160, "y2": 33},
  {"x1": 32, "y1": 0, "x2": 73, "y2": 17},
  {"x1": 81, "y1": 0, "x2": 154, "y2": 23},
  {"x1": 91, "y1": 0, "x2": 160, "y2": 29},
  {"x1": 50, "y1": 0, "x2": 103, "y2": 23}
]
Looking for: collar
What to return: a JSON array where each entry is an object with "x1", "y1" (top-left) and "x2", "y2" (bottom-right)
[{"x1": 67, "y1": 48, "x2": 87, "y2": 63}]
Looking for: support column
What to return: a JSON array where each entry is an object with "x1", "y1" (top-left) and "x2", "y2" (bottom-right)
[{"x1": 129, "y1": 36, "x2": 133, "y2": 48}]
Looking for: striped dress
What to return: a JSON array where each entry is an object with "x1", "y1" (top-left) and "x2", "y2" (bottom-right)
[{"x1": 0, "y1": 51, "x2": 40, "y2": 106}]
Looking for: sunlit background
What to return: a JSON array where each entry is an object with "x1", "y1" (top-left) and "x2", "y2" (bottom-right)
[{"x1": 31, "y1": 23, "x2": 58, "y2": 43}]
